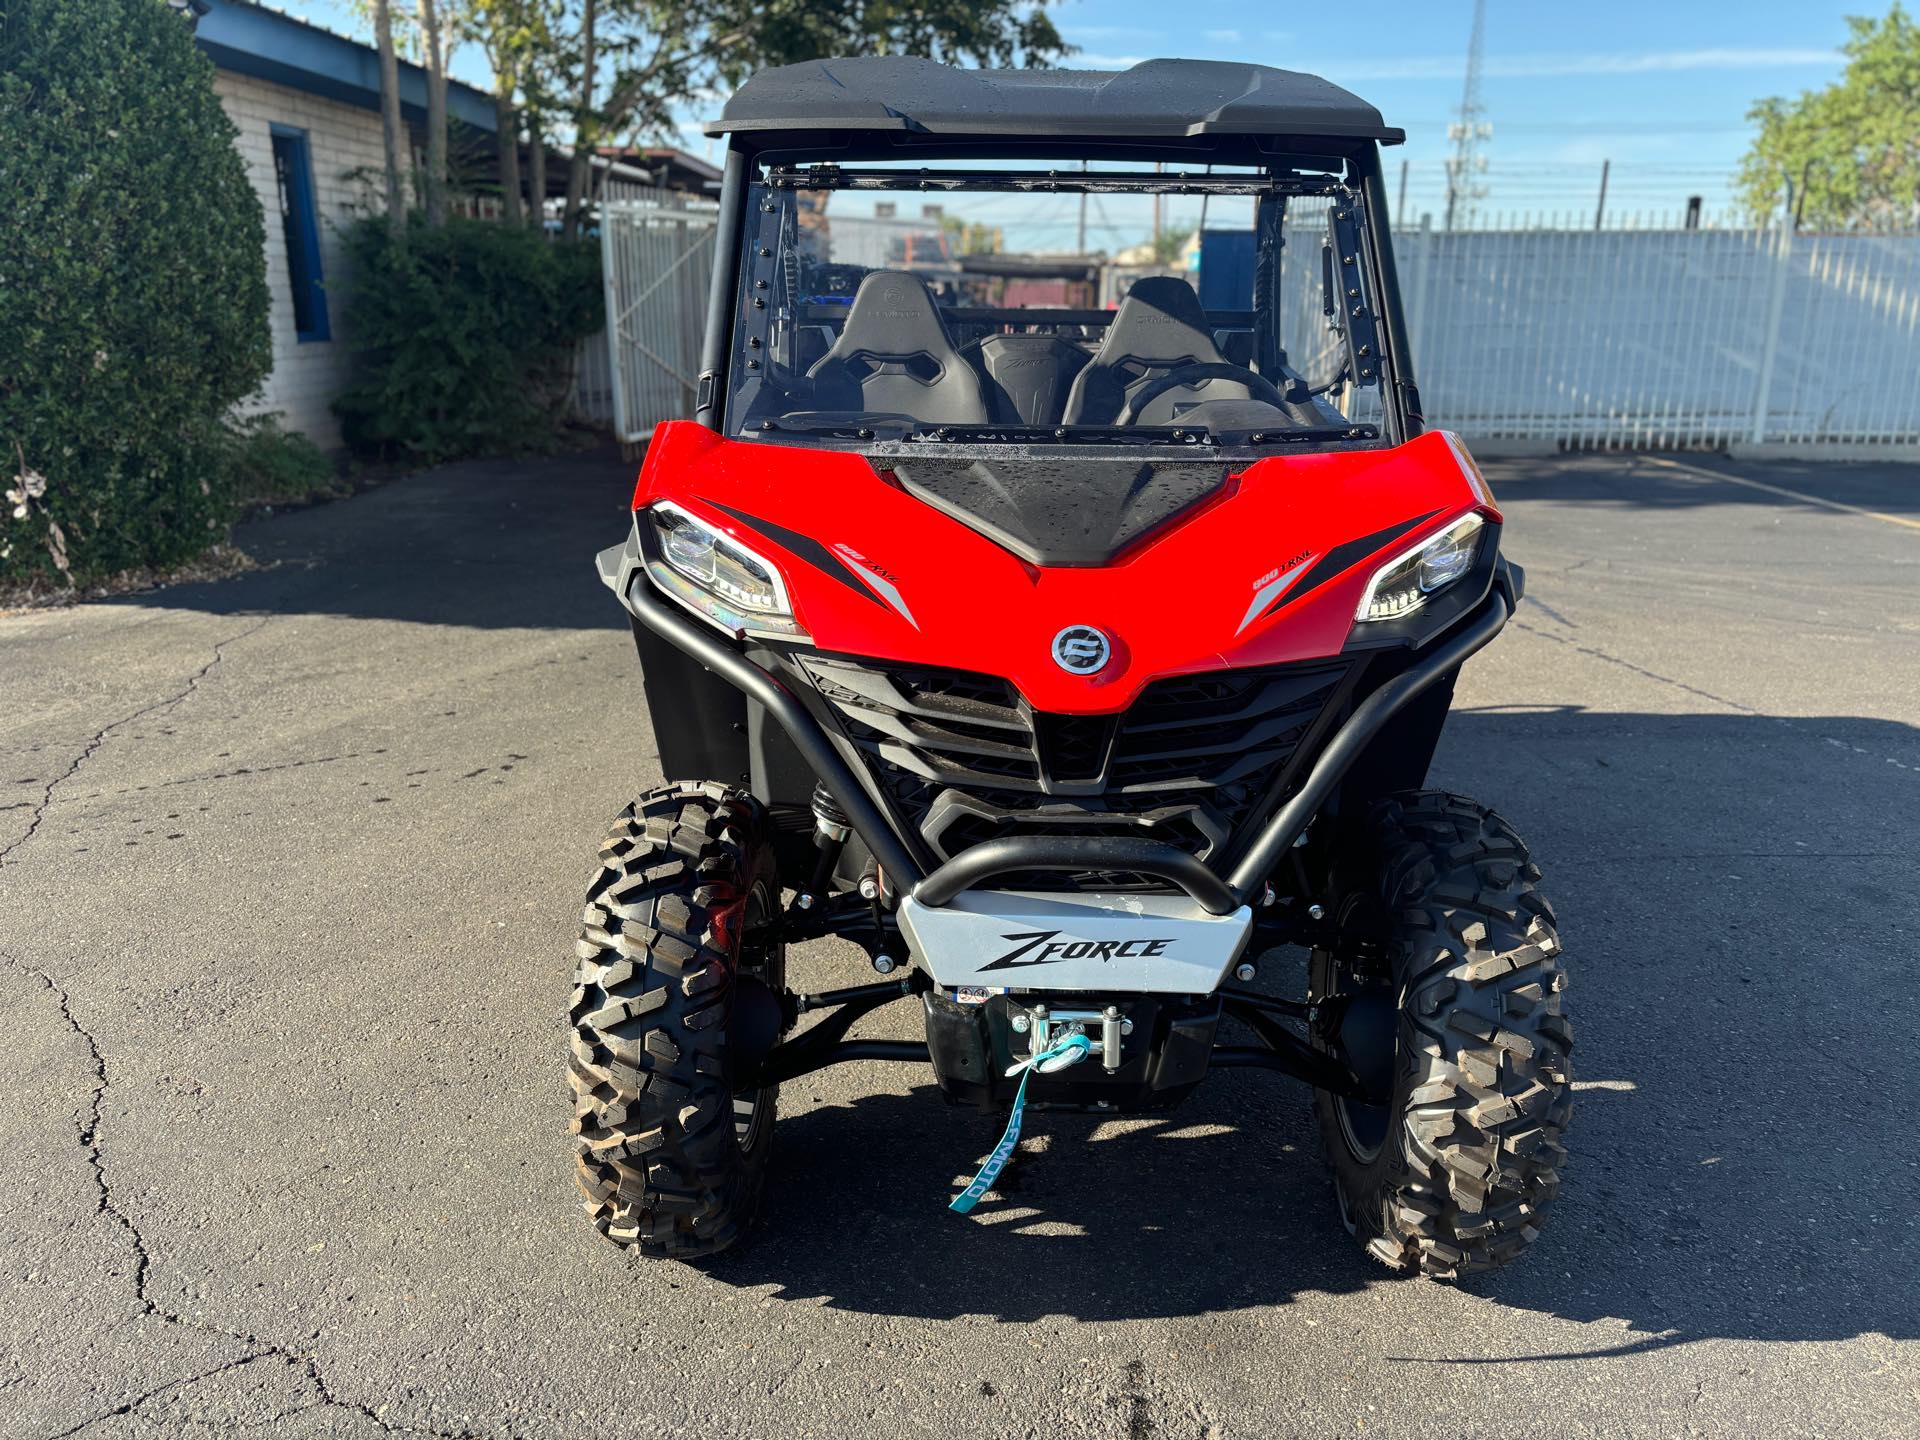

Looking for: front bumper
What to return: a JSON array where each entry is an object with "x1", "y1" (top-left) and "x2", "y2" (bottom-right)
[
  {"x1": 599, "y1": 527, "x2": 1515, "y2": 965},
  {"x1": 898, "y1": 887, "x2": 1254, "y2": 994}
]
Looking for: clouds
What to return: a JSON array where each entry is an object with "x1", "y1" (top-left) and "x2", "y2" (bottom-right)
[
  {"x1": 1342, "y1": 46, "x2": 1839, "y2": 81},
  {"x1": 1060, "y1": 32, "x2": 1837, "y2": 80},
  {"x1": 1070, "y1": 24, "x2": 1166, "y2": 41}
]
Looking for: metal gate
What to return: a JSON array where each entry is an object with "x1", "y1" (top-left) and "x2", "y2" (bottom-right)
[{"x1": 599, "y1": 195, "x2": 718, "y2": 447}]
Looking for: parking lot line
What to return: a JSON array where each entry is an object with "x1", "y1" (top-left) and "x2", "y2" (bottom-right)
[{"x1": 1646, "y1": 455, "x2": 1920, "y2": 532}]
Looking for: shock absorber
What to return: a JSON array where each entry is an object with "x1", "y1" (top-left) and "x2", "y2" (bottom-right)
[{"x1": 797, "y1": 781, "x2": 850, "y2": 909}]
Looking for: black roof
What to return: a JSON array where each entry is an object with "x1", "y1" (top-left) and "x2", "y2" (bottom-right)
[{"x1": 706, "y1": 58, "x2": 1402, "y2": 145}]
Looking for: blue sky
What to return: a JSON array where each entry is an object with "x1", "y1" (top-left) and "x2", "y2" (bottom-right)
[{"x1": 279, "y1": 0, "x2": 1869, "y2": 220}]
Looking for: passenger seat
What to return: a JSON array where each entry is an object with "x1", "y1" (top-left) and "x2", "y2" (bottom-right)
[
  {"x1": 1062, "y1": 276, "x2": 1258, "y2": 425},
  {"x1": 806, "y1": 271, "x2": 989, "y2": 425}
]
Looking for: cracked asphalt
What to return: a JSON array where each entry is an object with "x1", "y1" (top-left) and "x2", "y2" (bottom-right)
[{"x1": 2, "y1": 447, "x2": 1916, "y2": 1439}]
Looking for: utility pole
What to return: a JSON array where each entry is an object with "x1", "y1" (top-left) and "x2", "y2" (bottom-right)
[
  {"x1": 1152, "y1": 161, "x2": 1163, "y2": 258},
  {"x1": 1397, "y1": 159, "x2": 1409, "y2": 223},
  {"x1": 1077, "y1": 159, "x2": 1088, "y2": 253},
  {"x1": 1443, "y1": 0, "x2": 1490, "y2": 231},
  {"x1": 1593, "y1": 159, "x2": 1609, "y2": 230}
]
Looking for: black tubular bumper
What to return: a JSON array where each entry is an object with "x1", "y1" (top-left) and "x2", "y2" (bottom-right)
[
  {"x1": 914, "y1": 836, "x2": 1240, "y2": 914},
  {"x1": 603, "y1": 532, "x2": 1513, "y2": 910},
  {"x1": 604, "y1": 537, "x2": 924, "y2": 883}
]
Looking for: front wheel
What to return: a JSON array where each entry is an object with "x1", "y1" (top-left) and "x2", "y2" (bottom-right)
[
  {"x1": 1311, "y1": 791, "x2": 1572, "y2": 1278},
  {"x1": 568, "y1": 783, "x2": 784, "y2": 1258}
]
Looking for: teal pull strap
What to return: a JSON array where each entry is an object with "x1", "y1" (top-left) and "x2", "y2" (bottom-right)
[{"x1": 949, "y1": 1032, "x2": 1092, "y2": 1214}]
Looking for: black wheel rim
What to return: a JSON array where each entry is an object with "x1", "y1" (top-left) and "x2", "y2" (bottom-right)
[
  {"x1": 733, "y1": 878, "x2": 780, "y2": 1150},
  {"x1": 1336, "y1": 1076, "x2": 1391, "y2": 1161},
  {"x1": 1326, "y1": 902, "x2": 1394, "y2": 1163}
]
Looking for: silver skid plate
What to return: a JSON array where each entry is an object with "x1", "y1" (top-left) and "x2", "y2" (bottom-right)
[{"x1": 897, "y1": 890, "x2": 1254, "y2": 994}]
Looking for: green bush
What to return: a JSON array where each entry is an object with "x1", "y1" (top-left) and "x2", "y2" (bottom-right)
[
  {"x1": 0, "y1": 0, "x2": 271, "y2": 584},
  {"x1": 332, "y1": 218, "x2": 602, "y2": 463},
  {"x1": 226, "y1": 413, "x2": 341, "y2": 508}
]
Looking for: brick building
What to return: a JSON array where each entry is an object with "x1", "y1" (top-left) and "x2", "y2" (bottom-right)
[
  {"x1": 188, "y1": 0, "x2": 716, "y2": 450},
  {"x1": 191, "y1": 0, "x2": 500, "y2": 448}
]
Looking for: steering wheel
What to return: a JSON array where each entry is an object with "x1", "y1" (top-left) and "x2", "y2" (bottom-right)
[{"x1": 1115, "y1": 363, "x2": 1291, "y2": 426}]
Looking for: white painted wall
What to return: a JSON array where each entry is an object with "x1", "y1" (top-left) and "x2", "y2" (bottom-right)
[{"x1": 214, "y1": 70, "x2": 404, "y2": 449}]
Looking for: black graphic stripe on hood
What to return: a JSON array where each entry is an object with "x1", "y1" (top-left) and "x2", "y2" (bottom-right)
[
  {"x1": 1260, "y1": 509, "x2": 1443, "y2": 622},
  {"x1": 698, "y1": 498, "x2": 884, "y2": 608}
]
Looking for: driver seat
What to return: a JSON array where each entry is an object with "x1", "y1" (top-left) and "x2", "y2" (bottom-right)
[
  {"x1": 806, "y1": 271, "x2": 989, "y2": 425},
  {"x1": 1061, "y1": 276, "x2": 1257, "y2": 425}
]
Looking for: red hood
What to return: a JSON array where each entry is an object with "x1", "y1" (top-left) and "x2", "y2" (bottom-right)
[{"x1": 633, "y1": 423, "x2": 1495, "y2": 715}]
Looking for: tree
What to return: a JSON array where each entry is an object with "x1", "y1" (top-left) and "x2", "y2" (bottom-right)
[
  {"x1": 0, "y1": 0, "x2": 271, "y2": 583},
  {"x1": 547, "y1": 0, "x2": 1070, "y2": 238},
  {"x1": 1151, "y1": 226, "x2": 1194, "y2": 266},
  {"x1": 1738, "y1": 5, "x2": 1920, "y2": 229},
  {"x1": 373, "y1": 0, "x2": 408, "y2": 235},
  {"x1": 938, "y1": 213, "x2": 1002, "y2": 256},
  {"x1": 560, "y1": 0, "x2": 600, "y2": 239},
  {"x1": 706, "y1": 0, "x2": 1068, "y2": 80},
  {"x1": 354, "y1": 0, "x2": 458, "y2": 229},
  {"x1": 465, "y1": 0, "x2": 561, "y2": 223},
  {"x1": 444, "y1": 0, "x2": 1071, "y2": 239},
  {"x1": 420, "y1": 0, "x2": 452, "y2": 224}
]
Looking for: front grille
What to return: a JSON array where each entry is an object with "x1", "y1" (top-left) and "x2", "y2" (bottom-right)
[{"x1": 798, "y1": 654, "x2": 1351, "y2": 880}]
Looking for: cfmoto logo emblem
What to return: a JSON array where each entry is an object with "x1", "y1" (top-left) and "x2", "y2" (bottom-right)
[{"x1": 1051, "y1": 624, "x2": 1112, "y2": 675}]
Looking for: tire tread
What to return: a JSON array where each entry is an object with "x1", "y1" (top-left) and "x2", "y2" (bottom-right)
[
  {"x1": 1320, "y1": 790, "x2": 1572, "y2": 1279},
  {"x1": 567, "y1": 783, "x2": 775, "y2": 1259}
]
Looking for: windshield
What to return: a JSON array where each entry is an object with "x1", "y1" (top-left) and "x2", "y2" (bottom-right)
[{"x1": 722, "y1": 160, "x2": 1391, "y2": 448}]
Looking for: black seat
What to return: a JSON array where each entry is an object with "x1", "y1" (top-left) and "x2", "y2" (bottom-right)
[
  {"x1": 967, "y1": 334, "x2": 1092, "y2": 426},
  {"x1": 806, "y1": 271, "x2": 989, "y2": 425},
  {"x1": 1062, "y1": 276, "x2": 1257, "y2": 425}
]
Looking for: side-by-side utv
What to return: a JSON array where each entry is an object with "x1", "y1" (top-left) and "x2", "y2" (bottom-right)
[{"x1": 575, "y1": 57, "x2": 1571, "y2": 1276}]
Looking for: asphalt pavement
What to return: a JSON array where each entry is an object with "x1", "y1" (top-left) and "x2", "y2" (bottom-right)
[{"x1": 1, "y1": 447, "x2": 1916, "y2": 1439}]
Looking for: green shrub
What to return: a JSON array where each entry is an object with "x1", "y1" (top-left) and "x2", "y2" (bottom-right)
[
  {"x1": 332, "y1": 218, "x2": 602, "y2": 463},
  {"x1": 0, "y1": 0, "x2": 271, "y2": 584},
  {"x1": 226, "y1": 413, "x2": 341, "y2": 508}
]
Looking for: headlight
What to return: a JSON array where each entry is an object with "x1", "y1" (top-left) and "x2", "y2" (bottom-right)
[
  {"x1": 1354, "y1": 512, "x2": 1484, "y2": 623},
  {"x1": 644, "y1": 501, "x2": 805, "y2": 638}
]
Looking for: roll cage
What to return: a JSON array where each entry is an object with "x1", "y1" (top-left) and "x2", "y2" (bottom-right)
[
  {"x1": 691, "y1": 59, "x2": 1423, "y2": 448},
  {"x1": 720, "y1": 164, "x2": 1402, "y2": 448}
]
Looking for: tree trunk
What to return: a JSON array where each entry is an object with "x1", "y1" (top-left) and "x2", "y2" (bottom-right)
[
  {"x1": 562, "y1": 0, "x2": 597, "y2": 241},
  {"x1": 372, "y1": 0, "x2": 406, "y2": 236},
  {"x1": 420, "y1": 0, "x2": 449, "y2": 226},
  {"x1": 527, "y1": 110, "x2": 548, "y2": 231},
  {"x1": 496, "y1": 92, "x2": 524, "y2": 225}
]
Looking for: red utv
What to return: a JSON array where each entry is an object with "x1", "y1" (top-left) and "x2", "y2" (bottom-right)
[{"x1": 577, "y1": 57, "x2": 1571, "y2": 1276}]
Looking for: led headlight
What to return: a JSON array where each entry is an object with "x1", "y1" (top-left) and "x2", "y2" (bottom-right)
[
  {"x1": 644, "y1": 501, "x2": 805, "y2": 638},
  {"x1": 1354, "y1": 512, "x2": 1485, "y2": 623}
]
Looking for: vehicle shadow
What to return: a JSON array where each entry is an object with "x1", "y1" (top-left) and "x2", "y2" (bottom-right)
[
  {"x1": 701, "y1": 703, "x2": 1920, "y2": 1351},
  {"x1": 705, "y1": 1080, "x2": 1381, "y2": 1322}
]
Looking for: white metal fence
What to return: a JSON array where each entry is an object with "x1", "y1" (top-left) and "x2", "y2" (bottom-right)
[
  {"x1": 582, "y1": 195, "x2": 1920, "y2": 452},
  {"x1": 1283, "y1": 216, "x2": 1920, "y2": 449},
  {"x1": 571, "y1": 327, "x2": 616, "y2": 425},
  {"x1": 591, "y1": 192, "x2": 718, "y2": 444}
]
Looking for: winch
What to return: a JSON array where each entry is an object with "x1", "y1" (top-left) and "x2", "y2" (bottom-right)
[
  {"x1": 1012, "y1": 1002, "x2": 1133, "y2": 1074},
  {"x1": 920, "y1": 990, "x2": 1222, "y2": 1112}
]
